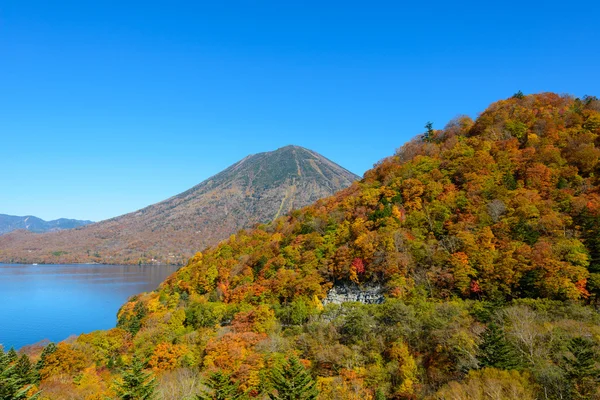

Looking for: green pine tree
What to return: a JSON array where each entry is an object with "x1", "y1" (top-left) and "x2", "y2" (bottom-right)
[
  {"x1": 478, "y1": 323, "x2": 521, "y2": 370},
  {"x1": 374, "y1": 388, "x2": 387, "y2": 400},
  {"x1": 0, "y1": 347, "x2": 40, "y2": 400},
  {"x1": 579, "y1": 210, "x2": 600, "y2": 273},
  {"x1": 0, "y1": 346, "x2": 6, "y2": 370},
  {"x1": 562, "y1": 337, "x2": 600, "y2": 399},
  {"x1": 34, "y1": 342, "x2": 56, "y2": 383},
  {"x1": 269, "y1": 357, "x2": 318, "y2": 400},
  {"x1": 6, "y1": 348, "x2": 18, "y2": 363},
  {"x1": 114, "y1": 357, "x2": 156, "y2": 400},
  {"x1": 117, "y1": 302, "x2": 148, "y2": 336},
  {"x1": 512, "y1": 90, "x2": 525, "y2": 99},
  {"x1": 197, "y1": 371, "x2": 243, "y2": 400},
  {"x1": 14, "y1": 354, "x2": 34, "y2": 383},
  {"x1": 423, "y1": 122, "x2": 435, "y2": 143}
]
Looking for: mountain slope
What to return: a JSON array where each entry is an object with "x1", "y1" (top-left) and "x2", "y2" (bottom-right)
[
  {"x1": 155, "y1": 93, "x2": 600, "y2": 303},
  {"x1": 124, "y1": 92, "x2": 600, "y2": 396},
  {"x1": 0, "y1": 214, "x2": 93, "y2": 235},
  {"x1": 25, "y1": 93, "x2": 600, "y2": 399},
  {"x1": 0, "y1": 145, "x2": 358, "y2": 265}
]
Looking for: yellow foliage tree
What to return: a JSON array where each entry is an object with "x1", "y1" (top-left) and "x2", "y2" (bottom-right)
[{"x1": 389, "y1": 339, "x2": 418, "y2": 397}]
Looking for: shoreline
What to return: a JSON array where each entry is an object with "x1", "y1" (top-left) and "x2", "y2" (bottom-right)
[{"x1": 0, "y1": 262, "x2": 180, "y2": 267}]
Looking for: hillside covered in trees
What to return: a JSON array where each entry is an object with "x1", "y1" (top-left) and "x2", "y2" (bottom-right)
[{"x1": 6, "y1": 93, "x2": 600, "y2": 399}]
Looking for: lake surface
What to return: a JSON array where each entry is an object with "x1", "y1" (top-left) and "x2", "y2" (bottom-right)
[{"x1": 0, "y1": 263, "x2": 180, "y2": 349}]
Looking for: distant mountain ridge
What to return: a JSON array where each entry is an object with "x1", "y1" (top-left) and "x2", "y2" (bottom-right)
[
  {"x1": 0, "y1": 214, "x2": 93, "y2": 235},
  {"x1": 0, "y1": 145, "x2": 359, "y2": 264}
]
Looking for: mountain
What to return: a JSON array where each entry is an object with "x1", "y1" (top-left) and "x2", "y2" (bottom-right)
[
  {"x1": 20, "y1": 93, "x2": 600, "y2": 399},
  {"x1": 0, "y1": 214, "x2": 93, "y2": 235},
  {"x1": 147, "y1": 93, "x2": 600, "y2": 305},
  {"x1": 0, "y1": 145, "x2": 359, "y2": 264}
]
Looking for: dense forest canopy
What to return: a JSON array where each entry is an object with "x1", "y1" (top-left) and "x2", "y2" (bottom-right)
[
  {"x1": 161, "y1": 92, "x2": 600, "y2": 303},
  {"x1": 6, "y1": 92, "x2": 600, "y2": 399}
]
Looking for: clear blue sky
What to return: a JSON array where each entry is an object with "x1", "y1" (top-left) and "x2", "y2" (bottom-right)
[{"x1": 1, "y1": 1, "x2": 599, "y2": 221}]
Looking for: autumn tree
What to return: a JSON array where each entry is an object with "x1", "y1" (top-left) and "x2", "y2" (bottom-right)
[
  {"x1": 388, "y1": 339, "x2": 418, "y2": 397},
  {"x1": 36, "y1": 342, "x2": 87, "y2": 380},
  {"x1": 434, "y1": 368, "x2": 536, "y2": 400},
  {"x1": 148, "y1": 343, "x2": 186, "y2": 373}
]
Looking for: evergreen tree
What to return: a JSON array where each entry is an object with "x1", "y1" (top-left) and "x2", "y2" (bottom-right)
[
  {"x1": 423, "y1": 122, "x2": 435, "y2": 142},
  {"x1": 14, "y1": 354, "x2": 35, "y2": 384},
  {"x1": 34, "y1": 342, "x2": 56, "y2": 383},
  {"x1": 0, "y1": 347, "x2": 39, "y2": 400},
  {"x1": 269, "y1": 357, "x2": 318, "y2": 400},
  {"x1": 0, "y1": 346, "x2": 6, "y2": 370},
  {"x1": 579, "y1": 210, "x2": 600, "y2": 273},
  {"x1": 114, "y1": 357, "x2": 156, "y2": 400},
  {"x1": 374, "y1": 389, "x2": 387, "y2": 400},
  {"x1": 478, "y1": 323, "x2": 521, "y2": 370},
  {"x1": 197, "y1": 371, "x2": 243, "y2": 400},
  {"x1": 6, "y1": 348, "x2": 18, "y2": 363},
  {"x1": 562, "y1": 337, "x2": 600, "y2": 399},
  {"x1": 118, "y1": 302, "x2": 148, "y2": 336},
  {"x1": 512, "y1": 90, "x2": 525, "y2": 99}
]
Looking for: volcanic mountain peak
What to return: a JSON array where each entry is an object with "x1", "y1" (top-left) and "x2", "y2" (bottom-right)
[
  {"x1": 0, "y1": 146, "x2": 359, "y2": 265},
  {"x1": 173, "y1": 144, "x2": 357, "y2": 200}
]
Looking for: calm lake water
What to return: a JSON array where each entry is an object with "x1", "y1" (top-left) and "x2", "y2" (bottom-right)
[{"x1": 0, "y1": 263, "x2": 180, "y2": 349}]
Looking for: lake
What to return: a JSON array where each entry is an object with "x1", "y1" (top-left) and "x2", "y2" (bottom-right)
[{"x1": 0, "y1": 263, "x2": 180, "y2": 349}]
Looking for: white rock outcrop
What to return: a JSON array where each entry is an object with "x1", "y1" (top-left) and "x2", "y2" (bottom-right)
[{"x1": 322, "y1": 282, "x2": 385, "y2": 305}]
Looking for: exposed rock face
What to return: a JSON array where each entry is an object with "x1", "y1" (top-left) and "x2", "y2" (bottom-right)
[{"x1": 322, "y1": 282, "x2": 385, "y2": 305}]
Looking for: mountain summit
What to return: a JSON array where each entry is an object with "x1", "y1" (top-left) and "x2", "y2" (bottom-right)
[
  {"x1": 0, "y1": 145, "x2": 359, "y2": 264},
  {"x1": 176, "y1": 145, "x2": 357, "y2": 220}
]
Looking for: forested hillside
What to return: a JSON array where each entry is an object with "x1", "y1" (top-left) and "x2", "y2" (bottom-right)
[{"x1": 6, "y1": 93, "x2": 600, "y2": 399}]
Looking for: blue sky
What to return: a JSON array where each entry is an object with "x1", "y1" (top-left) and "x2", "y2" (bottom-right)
[{"x1": 1, "y1": 1, "x2": 599, "y2": 221}]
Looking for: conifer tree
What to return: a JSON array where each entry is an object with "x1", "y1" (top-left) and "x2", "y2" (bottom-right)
[
  {"x1": 6, "y1": 348, "x2": 18, "y2": 363},
  {"x1": 579, "y1": 211, "x2": 600, "y2": 273},
  {"x1": 197, "y1": 371, "x2": 243, "y2": 400},
  {"x1": 14, "y1": 354, "x2": 34, "y2": 383},
  {"x1": 269, "y1": 357, "x2": 318, "y2": 400},
  {"x1": 114, "y1": 357, "x2": 156, "y2": 400},
  {"x1": 34, "y1": 342, "x2": 56, "y2": 383},
  {"x1": 562, "y1": 337, "x2": 600, "y2": 398},
  {"x1": 478, "y1": 323, "x2": 520, "y2": 370},
  {"x1": 0, "y1": 346, "x2": 6, "y2": 370},
  {"x1": 374, "y1": 389, "x2": 387, "y2": 400},
  {"x1": 0, "y1": 347, "x2": 39, "y2": 400},
  {"x1": 423, "y1": 122, "x2": 435, "y2": 142}
]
